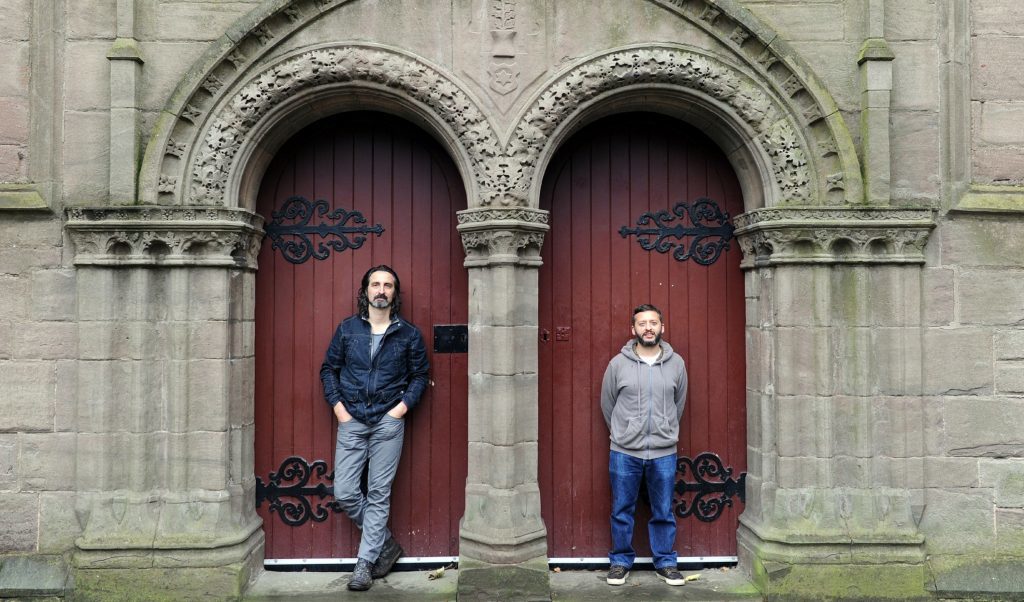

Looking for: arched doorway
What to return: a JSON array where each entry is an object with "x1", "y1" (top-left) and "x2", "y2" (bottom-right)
[
  {"x1": 253, "y1": 112, "x2": 469, "y2": 563},
  {"x1": 538, "y1": 112, "x2": 747, "y2": 562}
]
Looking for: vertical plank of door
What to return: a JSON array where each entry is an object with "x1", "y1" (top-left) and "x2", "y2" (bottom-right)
[
  {"x1": 427, "y1": 151, "x2": 451, "y2": 555},
  {"x1": 329, "y1": 123, "x2": 356, "y2": 556},
  {"x1": 306, "y1": 125, "x2": 333, "y2": 557},
  {"x1": 568, "y1": 141, "x2": 592, "y2": 552},
  {"x1": 588, "y1": 127, "x2": 612, "y2": 554},
  {"x1": 548, "y1": 154, "x2": 574, "y2": 553},
  {"x1": 254, "y1": 158, "x2": 284, "y2": 557},
  {"x1": 606, "y1": 123, "x2": 633, "y2": 556}
]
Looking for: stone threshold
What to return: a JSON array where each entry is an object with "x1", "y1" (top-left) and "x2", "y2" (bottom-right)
[{"x1": 241, "y1": 565, "x2": 762, "y2": 601}]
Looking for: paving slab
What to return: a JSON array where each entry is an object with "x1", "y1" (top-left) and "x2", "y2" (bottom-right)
[
  {"x1": 552, "y1": 566, "x2": 762, "y2": 601},
  {"x1": 243, "y1": 566, "x2": 761, "y2": 601}
]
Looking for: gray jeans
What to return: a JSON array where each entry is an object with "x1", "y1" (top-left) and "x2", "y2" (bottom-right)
[{"x1": 334, "y1": 415, "x2": 405, "y2": 562}]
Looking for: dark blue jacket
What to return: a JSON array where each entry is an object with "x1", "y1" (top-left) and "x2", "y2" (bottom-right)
[{"x1": 320, "y1": 314, "x2": 430, "y2": 425}]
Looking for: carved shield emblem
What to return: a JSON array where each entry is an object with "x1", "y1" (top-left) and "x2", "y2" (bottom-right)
[{"x1": 488, "y1": 62, "x2": 519, "y2": 96}]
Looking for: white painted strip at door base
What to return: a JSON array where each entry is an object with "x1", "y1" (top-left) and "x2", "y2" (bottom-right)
[{"x1": 265, "y1": 556, "x2": 737, "y2": 568}]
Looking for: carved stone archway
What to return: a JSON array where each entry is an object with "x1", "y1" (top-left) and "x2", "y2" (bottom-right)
[
  {"x1": 140, "y1": 42, "x2": 500, "y2": 211},
  {"x1": 501, "y1": 44, "x2": 860, "y2": 210},
  {"x1": 136, "y1": 0, "x2": 867, "y2": 212}
]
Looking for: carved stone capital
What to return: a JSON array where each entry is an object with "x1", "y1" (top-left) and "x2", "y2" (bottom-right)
[
  {"x1": 457, "y1": 207, "x2": 549, "y2": 267},
  {"x1": 66, "y1": 206, "x2": 264, "y2": 270},
  {"x1": 733, "y1": 206, "x2": 935, "y2": 268}
]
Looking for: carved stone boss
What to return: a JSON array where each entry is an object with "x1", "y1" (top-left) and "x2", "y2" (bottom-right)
[{"x1": 66, "y1": 207, "x2": 265, "y2": 270}]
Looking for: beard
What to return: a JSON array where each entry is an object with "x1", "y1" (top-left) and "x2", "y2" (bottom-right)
[
  {"x1": 370, "y1": 294, "x2": 391, "y2": 309},
  {"x1": 636, "y1": 331, "x2": 662, "y2": 348}
]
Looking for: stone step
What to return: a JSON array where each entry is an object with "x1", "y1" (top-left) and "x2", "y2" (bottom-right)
[
  {"x1": 242, "y1": 566, "x2": 762, "y2": 601},
  {"x1": 0, "y1": 556, "x2": 70, "y2": 599}
]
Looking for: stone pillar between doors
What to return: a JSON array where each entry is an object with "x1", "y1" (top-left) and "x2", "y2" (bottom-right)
[{"x1": 455, "y1": 206, "x2": 551, "y2": 601}]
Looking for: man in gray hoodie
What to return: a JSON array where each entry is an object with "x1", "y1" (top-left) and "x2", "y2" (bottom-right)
[{"x1": 600, "y1": 304, "x2": 688, "y2": 587}]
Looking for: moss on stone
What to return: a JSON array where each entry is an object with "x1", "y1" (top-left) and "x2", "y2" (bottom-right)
[
  {"x1": 0, "y1": 185, "x2": 49, "y2": 212},
  {"x1": 927, "y1": 555, "x2": 1024, "y2": 599},
  {"x1": 759, "y1": 562, "x2": 930, "y2": 601},
  {"x1": 73, "y1": 564, "x2": 250, "y2": 602},
  {"x1": 457, "y1": 557, "x2": 550, "y2": 602}
]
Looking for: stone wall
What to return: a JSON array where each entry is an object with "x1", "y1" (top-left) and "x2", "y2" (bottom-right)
[{"x1": 0, "y1": 0, "x2": 1022, "y2": 599}]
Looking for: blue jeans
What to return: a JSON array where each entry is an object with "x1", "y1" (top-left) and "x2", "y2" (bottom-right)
[
  {"x1": 609, "y1": 450, "x2": 678, "y2": 569},
  {"x1": 334, "y1": 415, "x2": 405, "y2": 562}
]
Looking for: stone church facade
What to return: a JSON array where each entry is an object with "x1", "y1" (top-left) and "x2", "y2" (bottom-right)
[{"x1": 1, "y1": 0, "x2": 1023, "y2": 599}]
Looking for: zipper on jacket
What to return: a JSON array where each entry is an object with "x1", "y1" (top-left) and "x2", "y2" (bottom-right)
[{"x1": 645, "y1": 361, "x2": 654, "y2": 460}]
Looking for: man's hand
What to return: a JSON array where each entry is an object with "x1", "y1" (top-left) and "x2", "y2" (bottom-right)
[
  {"x1": 386, "y1": 401, "x2": 408, "y2": 419},
  {"x1": 333, "y1": 402, "x2": 353, "y2": 423}
]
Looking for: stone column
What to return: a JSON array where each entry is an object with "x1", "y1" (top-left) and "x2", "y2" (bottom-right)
[
  {"x1": 65, "y1": 207, "x2": 264, "y2": 601},
  {"x1": 734, "y1": 207, "x2": 936, "y2": 601},
  {"x1": 107, "y1": 0, "x2": 143, "y2": 204},
  {"x1": 455, "y1": 206, "x2": 550, "y2": 601},
  {"x1": 858, "y1": 0, "x2": 895, "y2": 205}
]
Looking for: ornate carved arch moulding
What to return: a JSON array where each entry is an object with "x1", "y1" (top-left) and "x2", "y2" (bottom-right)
[
  {"x1": 506, "y1": 45, "x2": 850, "y2": 208},
  {"x1": 158, "y1": 44, "x2": 499, "y2": 208},
  {"x1": 733, "y1": 207, "x2": 935, "y2": 268},
  {"x1": 145, "y1": 0, "x2": 860, "y2": 210},
  {"x1": 66, "y1": 207, "x2": 264, "y2": 270}
]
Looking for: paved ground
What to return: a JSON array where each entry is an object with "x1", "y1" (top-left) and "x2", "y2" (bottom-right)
[{"x1": 243, "y1": 565, "x2": 762, "y2": 601}]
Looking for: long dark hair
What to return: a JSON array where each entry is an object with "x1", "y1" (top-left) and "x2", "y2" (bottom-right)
[{"x1": 357, "y1": 264, "x2": 402, "y2": 318}]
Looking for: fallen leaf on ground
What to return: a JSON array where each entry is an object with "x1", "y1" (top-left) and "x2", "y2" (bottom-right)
[{"x1": 427, "y1": 567, "x2": 446, "y2": 580}]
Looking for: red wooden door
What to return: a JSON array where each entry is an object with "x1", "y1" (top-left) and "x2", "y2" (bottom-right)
[
  {"x1": 254, "y1": 112, "x2": 468, "y2": 561},
  {"x1": 538, "y1": 113, "x2": 747, "y2": 560}
]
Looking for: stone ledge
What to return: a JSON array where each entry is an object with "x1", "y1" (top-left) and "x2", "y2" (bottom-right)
[
  {"x1": 951, "y1": 185, "x2": 1024, "y2": 215},
  {"x1": 65, "y1": 206, "x2": 265, "y2": 270},
  {"x1": 738, "y1": 524, "x2": 930, "y2": 601},
  {"x1": 0, "y1": 555, "x2": 70, "y2": 598},
  {"x1": 0, "y1": 184, "x2": 51, "y2": 213},
  {"x1": 734, "y1": 206, "x2": 935, "y2": 268}
]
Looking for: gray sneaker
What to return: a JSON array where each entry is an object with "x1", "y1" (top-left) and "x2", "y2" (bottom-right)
[
  {"x1": 607, "y1": 564, "x2": 629, "y2": 585},
  {"x1": 371, "y1": 536, "x2": 404, "y2": 579},
  {"x1": 348, "y1": 558, "x2": 373, "y2": 591},
  {"x1": 655, "y1": 566, "x2": 686, "y2": 586}
]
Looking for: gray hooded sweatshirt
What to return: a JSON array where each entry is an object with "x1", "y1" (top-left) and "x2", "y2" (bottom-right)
[{"x1": 600, "y1": 340, "x2": 688, "y2": 460}]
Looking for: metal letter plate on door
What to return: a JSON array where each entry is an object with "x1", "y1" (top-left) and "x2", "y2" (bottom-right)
[{"x1": 434, "y1": 324, "x2": 468, "y2": 353}]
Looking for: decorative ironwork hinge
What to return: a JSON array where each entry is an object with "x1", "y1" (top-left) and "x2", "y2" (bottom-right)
[
  {"x1": 264, "y1": 196, "x2": 384, "y2": 264},
  {"x1": 674, "y1": 452, "x2": 746, "y2": 522},
  {"x1": 619, "y1": 198, "x2": 735, "y2": 265},
  {"x1": 255, "y1": 456, "x2": 342, "y2": 526}
]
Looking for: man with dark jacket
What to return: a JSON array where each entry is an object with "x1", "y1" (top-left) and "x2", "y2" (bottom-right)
[
  {"x1": 600, "y1": 304, "x2": 688, "y2": 587},
  {"x1": 320, "y1": 265, "x2": 429, "y2": 591}
]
